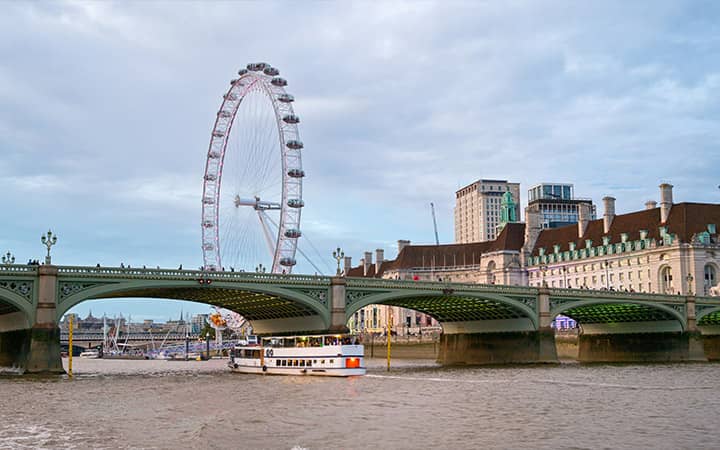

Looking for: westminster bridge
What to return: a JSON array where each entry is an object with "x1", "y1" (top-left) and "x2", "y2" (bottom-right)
[{"x1": 2, "y1": 264, "x2": 720, "y2": 373}]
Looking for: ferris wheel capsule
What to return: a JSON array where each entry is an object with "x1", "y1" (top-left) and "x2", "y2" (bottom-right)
[
  {"x1": 287, "y1": 168, "x2": 305, "y2": 178},
  {"x1": 263, "y1": 67, "x2": 279, "y2": 76},
  {"x1": 286, "y1": 140, "x2": 303, "y2": 150},
  {"x1": 271, "y1": 77, "x2": 287, "y2": 87},
  {"x1": 282, "y1": 114, "x2": 300, "y2": 124},
  {"x1": 279, "y1": 257, "x2": 297, "y2": 267},
  {"x1": 277, "y1": 94, "x2": 294, "y2": 103}
]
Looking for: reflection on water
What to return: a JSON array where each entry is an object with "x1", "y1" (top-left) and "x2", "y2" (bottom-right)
[{"x1": 1, "y1": 358, "x2": 719, "y2": 449}]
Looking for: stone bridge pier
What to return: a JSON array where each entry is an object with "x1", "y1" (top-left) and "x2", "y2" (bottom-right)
[
  {"x1": 436, "y1": 287, "x2": 557, "y2": 365},
  {"x1": 0, "y1": 265, "x2": 63, "y2": 374}
]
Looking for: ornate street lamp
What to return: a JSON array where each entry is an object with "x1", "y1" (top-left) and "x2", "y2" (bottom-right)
[
  {"x1": 2, "y1": 251, "x2": 14, "y2": 265},
  {"x1": 332, "y1": 247, "x2": 344, "y2": 276},
  {"x1": 41, "y1": 230, "x2": 58, "y2": 264},
  {"x1": 255, "y1": 263, "x2": 266, "y2": 273},
  {"x1": 686, "y1": 273, "x2": 694, "y2": 296}
]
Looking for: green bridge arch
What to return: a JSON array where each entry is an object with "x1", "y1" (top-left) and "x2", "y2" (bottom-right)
[
  {"x1": 550, "y1": 298, "x2": 686, "y2": 331},
  {"x1": 55, "y1": 279, "x2": 331, "y2": 329},
  {"x1": 697, "y1": 306, "x2": 720, "y2": 325},
  {"x1": 346, "y1": 289, "x2": 538, "y2": 330},
  {"x1": 0, "y1": 288, "x2": 35, "y2": 328}
]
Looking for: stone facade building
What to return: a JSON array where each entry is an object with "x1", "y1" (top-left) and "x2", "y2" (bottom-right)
[{"x1": 346, "y1": 184, "x2": 720, "y2": 332}]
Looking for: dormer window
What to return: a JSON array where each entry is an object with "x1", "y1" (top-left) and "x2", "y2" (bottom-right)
[
  {"x1": 639, "y1": 230, "x2": 648, "y2": 240},
  {"x1": 621, "y1": 233, "x2": 628, "y2": 243},
  {"x1": 602, "y1": 236, "x2": 610, "y2": 246}
]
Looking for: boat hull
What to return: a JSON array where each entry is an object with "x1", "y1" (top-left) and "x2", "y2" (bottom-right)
[{"x1": 228, "y1": 363, "x2": 365, "y2": 377}]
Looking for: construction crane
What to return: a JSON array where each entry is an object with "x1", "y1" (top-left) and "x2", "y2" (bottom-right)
[{"x1": 430, "y1": 202, "x2": 440, "y2": 245}]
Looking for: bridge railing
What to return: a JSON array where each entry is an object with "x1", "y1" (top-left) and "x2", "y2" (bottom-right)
[
  {"x1": 56, "y1": 265, "x2": 332, "y2": 285},
  {"x1": 0, "y1": 265, "x2": 38, "y2": 275},
  {"x1": 546, "y1": 287, "x2": 690, "y2": 302},
  {"x1": 345, "y1": 277, "x2": 537, "y2": 295}
]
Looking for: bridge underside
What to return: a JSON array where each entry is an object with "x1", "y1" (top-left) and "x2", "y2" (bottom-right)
[
  {"x1": 378, "y1": 294, "x2": 552, "y2": 365},
  {"x1": 557, "y1": 302, "x2": 703, "y2": 362},
  {"x1": 87, "y1": 287, "x2": 326, "y2": 334},
  {"x1": 382, "y1": 294, "x2": 534, "y2": 333},
  {"x1": 562, "y1": 303, "x2": 683, "y2": 334}
]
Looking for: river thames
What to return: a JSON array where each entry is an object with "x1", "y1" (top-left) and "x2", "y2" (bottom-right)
[{"x1": 1, "y1": 358, "x2": 718, "y2": 449}]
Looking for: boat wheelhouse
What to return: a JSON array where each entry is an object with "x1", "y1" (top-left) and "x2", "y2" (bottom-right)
[{"x1": 228, "y1": 334, "x2": 365, "y2": 377}]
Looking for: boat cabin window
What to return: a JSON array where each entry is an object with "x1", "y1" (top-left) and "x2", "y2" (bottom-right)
[
  {"x1": 238, "y1": 349, "x2": 261, "y2": 358},
  {"x1": 299, "y1": 360, "x2": 305, "y2": 367},
  {"x1": 281, "y1": 360, "x2": 287, "y2": 366},
  {"x1": 276, "y1": 360, "x2": 281, "y2": 366}
]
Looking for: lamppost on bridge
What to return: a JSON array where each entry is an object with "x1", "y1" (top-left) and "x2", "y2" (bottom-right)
[
  {"x1": 41, "y1": 230, "x2": 58, "y2": 265},
  {"x1": 686, "y1": 273, "x2": 694, "y2": 296},
  {"x1": 255, "y1": 263, "x2": 267, "y2": 273},
  {"x1": 332, "y1": 247, "x2": 344, "y2": 276},
  {"x1": 1, "y1": 251, "x2": 14, "y2": 265}
]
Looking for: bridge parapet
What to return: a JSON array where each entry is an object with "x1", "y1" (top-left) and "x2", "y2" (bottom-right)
[
  {"x1": 0, "y1": 265, "x2": 38, "y2": 275},
  {"x1": 345, "y1": 277, "x2": 537, "y2": 295},
  {"x1": 57, "y1": 266, "x2": 332, "y2": 285},
  {"x1": 547, "y1": 287, "x2": 687, "y2": 303}
]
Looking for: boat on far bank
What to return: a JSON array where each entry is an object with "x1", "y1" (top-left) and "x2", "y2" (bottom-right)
[
  {"x1": 229, "y1": 334, "x2": 365, "y2": 377},
  {"x1": 79, "y1": 350, "x2": 100, "y2": 359}
]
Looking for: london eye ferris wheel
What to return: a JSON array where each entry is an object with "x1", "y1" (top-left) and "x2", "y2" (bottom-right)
[{"x1": 201, "y1": 62, "x2": 304, "y2": 273}]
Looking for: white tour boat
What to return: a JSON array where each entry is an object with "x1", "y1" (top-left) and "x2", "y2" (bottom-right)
[{"x1": 228, "y1": 334, "x2": 365, "y2": 377}]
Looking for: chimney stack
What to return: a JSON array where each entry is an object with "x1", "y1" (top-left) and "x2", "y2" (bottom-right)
[
  {"x1": 343, "y1": 256, "x2": 352, "y2": 275},
  {"x1": 645, "y1": 200, "x2": 657, "y2": 210},
  {"x1": 659, "y1": 183, "x2": 673, "y2": 223},
  {"x1": 375, "y1": 249, "x2": 384, "y2": 275},
  {"x1": 397, "y1": 240, "x2": 410, "y2": 254},
  {"x1": 602, "y1": 196, "x2": 616, "y2": 234},
  {"x1": 522, "y1": 206, "x2": 542, "y2": 262},
  {"x1": 577, "y1": 203, "x2": 590, "y2": 238},
  {"x1": 363, "y1": 251, "x2": 372, "y2": 276}
]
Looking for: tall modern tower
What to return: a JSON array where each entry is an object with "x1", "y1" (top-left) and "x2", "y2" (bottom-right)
[{"x1": 454, "y1": 179, "x2": 521, "y2": 243}]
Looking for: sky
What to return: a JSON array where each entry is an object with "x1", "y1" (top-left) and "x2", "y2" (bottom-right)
[{"x1": 1, "y1": 1, "x2": 719, "y2": 321}]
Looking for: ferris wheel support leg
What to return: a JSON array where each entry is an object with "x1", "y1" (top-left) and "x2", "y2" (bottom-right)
[{"x1": 257, "y1": 210, "x2": 277, "y2": 260}]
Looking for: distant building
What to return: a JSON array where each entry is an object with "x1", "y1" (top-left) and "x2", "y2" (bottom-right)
[
  {"x1": 527, "y1": 183, "x2": 596, "y2": 229},
  {"x1": 455, "y1": 179, "x2": 521, "y2": 243},
  {"x1": 191, "y1": 314, "x2": 209, "y2": 334}
]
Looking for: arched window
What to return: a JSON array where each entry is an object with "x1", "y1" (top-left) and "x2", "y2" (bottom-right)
[
  {"x1": 486, "y1": 261, "x2": 496, "y2": 284},
  {"x1": 660, "y1": 266, "x2": 673, "y2": 294},
  {"x1": 704, "y1": 265, "x2": 717, "y2": 295}
]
